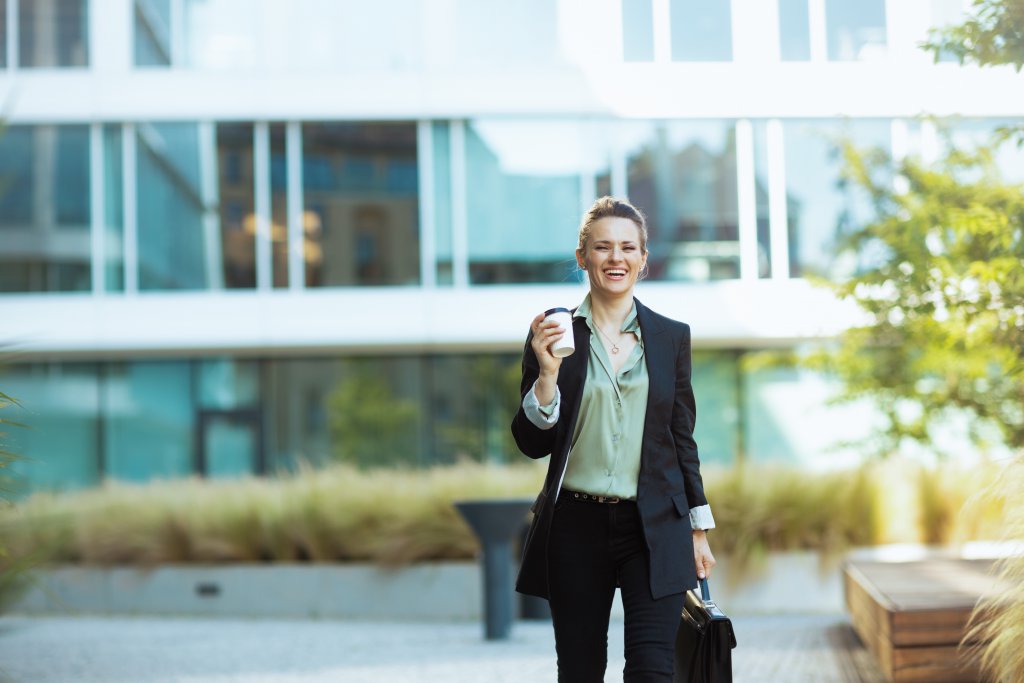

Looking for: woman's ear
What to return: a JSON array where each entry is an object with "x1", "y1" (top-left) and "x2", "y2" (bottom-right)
[{"x1": 575, "y1": 248, "x2": 586, "y2": 270}]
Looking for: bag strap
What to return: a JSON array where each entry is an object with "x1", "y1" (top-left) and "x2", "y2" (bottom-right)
[{"x1": 699, "y1": 577, "x2": 710, "y2": 601}]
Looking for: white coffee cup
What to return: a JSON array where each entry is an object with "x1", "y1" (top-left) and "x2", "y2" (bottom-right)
[{"x1": 543, "y1": 307, "x2": 575, "y2": 358}]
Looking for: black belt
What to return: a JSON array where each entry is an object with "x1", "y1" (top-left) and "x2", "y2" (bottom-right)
[{"x1": 562, "y1": 488, "x2": 631, "y2": 504}]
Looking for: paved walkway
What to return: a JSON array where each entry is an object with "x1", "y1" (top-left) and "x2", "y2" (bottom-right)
[{"x1": 0, "y1": 614, "x2": 885, "y2": 683}]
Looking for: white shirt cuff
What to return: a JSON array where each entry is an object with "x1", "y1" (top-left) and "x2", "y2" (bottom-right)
[
  {"x1": 690, "y1": 505, "x2": 715, "y2": 531},
  {"x1": 522, "y1": 381, "x2": 560, "y2": 429}
]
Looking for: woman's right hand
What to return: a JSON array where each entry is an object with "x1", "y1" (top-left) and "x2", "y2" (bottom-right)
[{"x1": 529, "y1": 313, "x2": 565, "y2": 394}]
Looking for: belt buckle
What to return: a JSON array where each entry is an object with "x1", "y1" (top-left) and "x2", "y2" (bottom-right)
[{"x1": 598, "y1": 495, "x2": 620, "y2": 504}]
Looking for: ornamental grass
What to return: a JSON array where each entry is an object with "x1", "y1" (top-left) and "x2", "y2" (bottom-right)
[
  {"x1": 965, "y1": 456, "x2": 1024, "y2": 683},
  {"x1": 0, "y1": 458, "x2": 1012, "y2": 574}
]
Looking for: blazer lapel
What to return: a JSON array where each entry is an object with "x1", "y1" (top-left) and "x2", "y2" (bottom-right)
[
  {"x1": 637, "y1": 299, "x2": 674, "y2": 479},
  {"x1": 556, "y1": 315, "x2": 591, "y2": 447}
]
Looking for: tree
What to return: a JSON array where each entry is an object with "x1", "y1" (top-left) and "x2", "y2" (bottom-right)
[
  {"x1": 923, "y1": 0, "x2": 1024, "y2": 71},
  {"x1": 326, "y1": 367, "x2": 420, "y2": 467},
  {"x1": 816, "y1": 140, "x2": 1024, "y2": 457}
]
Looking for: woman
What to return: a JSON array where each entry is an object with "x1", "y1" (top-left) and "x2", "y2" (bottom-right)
[{"x1": 512, "y1": 197, "x2": 716, "y2": 682}]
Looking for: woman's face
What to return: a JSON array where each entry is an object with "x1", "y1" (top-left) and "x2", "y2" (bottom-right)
[{"x1": 576, "y1": 217, "x2": 647, "y2": 298}]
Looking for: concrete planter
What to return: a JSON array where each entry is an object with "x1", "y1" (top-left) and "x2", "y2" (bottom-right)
[
  {"x1": 13, "y1": 563, "x2": 483, "y2": 620},
  {"x1": 11, "y1": 551, "x2": 846, "y2": 619}
]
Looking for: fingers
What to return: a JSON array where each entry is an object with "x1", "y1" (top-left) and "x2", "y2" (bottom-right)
[
  {"x1": 694, "y1": 540, "x2": 716, "y2": 580},
  {"x1": 529, "y1": 314, "x2": 567, "y2": 362}
]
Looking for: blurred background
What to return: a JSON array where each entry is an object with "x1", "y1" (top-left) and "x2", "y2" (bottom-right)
[
  {"x1": 2, "y1": 0, "x2": 1019, "y2": 492},
  {"x1": 1, "y1": 2, "x2": 1023, "y2": 680}
]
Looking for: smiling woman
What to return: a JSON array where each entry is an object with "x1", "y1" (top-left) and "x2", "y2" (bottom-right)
[{"x1": 511, "y1": 196, "x2": 717, "y2": 682}]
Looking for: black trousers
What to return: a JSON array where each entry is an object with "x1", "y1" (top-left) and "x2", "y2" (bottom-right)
[{"x1": 547, "y1": 493, "x2": 685, "y2": 683}]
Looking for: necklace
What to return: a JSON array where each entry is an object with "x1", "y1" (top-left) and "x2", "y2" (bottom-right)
[{"x1": 595, "y1": 324, "x2": 624, "y2": 354}]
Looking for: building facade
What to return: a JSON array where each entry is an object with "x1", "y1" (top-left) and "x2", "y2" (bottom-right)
[{"x1": 2, "y1": 0, "x2": 1022, "y2": 492}]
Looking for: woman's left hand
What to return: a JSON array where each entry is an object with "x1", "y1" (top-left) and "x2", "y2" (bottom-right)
[{"x1": 692, "y1": 530, "x2": 716, "y2": 580}]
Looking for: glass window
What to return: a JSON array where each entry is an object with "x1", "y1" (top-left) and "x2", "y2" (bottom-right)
[
  {"x1": 623, "y1": 120, "x2": 740, "y2": 282},
  {"x1": 2, "y1": 363, "x2": 100, "y2": 495},
  {"x1": 18, "y1": 0, "x2": 88, "y2": 67},
  {"x1": 752, "y1": 121, "x2": 772, "y2": 278},
  {"x1": 944, "y1": 119, "x2": 1024, "y2": 183},
  {"x1": 622, "y1": 0, "x2": 654, "y2": 62},
  {"x1": 743, "y1": 363, "x2": 870, "y2": 466},
  {"x1": 136, "y1": 122, "x2": 213, "y2": 290},
  {"x1": 270, "y1": 123, "x2": 289, "y2": 288},
  {"x1": 431, "y1": 122, "x2": 453, "y2": 285},
  {"x1": 104, "y1": 361, "x2": 194, "y2": 481},
  {"x1": 929, "y1": 0, "x2": 964, "y2": 63},
  {"x1": 778, "y1": 0, "x2": 811, "y2": 61},
  {"x1": 302, "y1": 123, "x2": 420, "y2": 287},
  {"x1": 782, "y1": 119, "x2": 890, "y2": 279},
  {"x1": 103, "y1": 124, "x2": 125, "y2": 292},
  {"x1": 427, "y1": 354, "x2": 522, "y2": 464},
  {"x1": 134, "y1": 0, "x2": 172, "y2": 66},
  {"x1": 465, "y1": 120, "x2": 586, "y2": 285},
  {"x1": 196, "y1": 359, "x2": 262, "y2": 477},
  {"x1": 692, "y1": 351, "x2": 739, "y2": 465},
  {"x1": 825, "y1": 0, "x2": 887, "y2": 61},
  {"x1": 0, "y1": 124, "x2": 91, "y2": 293},
  {"x1": 267, "y1": 356, "x2": 425, "y2": 469},
  {"x1": 217, "y1": 123, "x2": 256, "y2": 288},
  {"x1": 670, "y1": 0, "x2": 733, "y2": 62},
  {"x1": 0, "y1": 0, "x2": 7, "y2": 69}
]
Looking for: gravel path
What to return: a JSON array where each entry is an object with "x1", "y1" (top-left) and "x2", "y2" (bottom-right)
[{"x1": 0, "y1": 614, "x2": 883, "y2": 683}]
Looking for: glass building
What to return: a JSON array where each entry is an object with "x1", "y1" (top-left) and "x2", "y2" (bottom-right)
[{"x1": 1, "y1": 0, "x2": 1021, "y2": 493}]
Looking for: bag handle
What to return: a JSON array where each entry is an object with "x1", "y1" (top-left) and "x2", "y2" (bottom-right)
[{"x1": 699, "y1": 577, "x2": 711, "y2": 601}]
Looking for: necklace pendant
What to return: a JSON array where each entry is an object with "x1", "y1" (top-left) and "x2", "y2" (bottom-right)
[{"x1": 611, "y1": 345, "x2": 620, "y2": 354}]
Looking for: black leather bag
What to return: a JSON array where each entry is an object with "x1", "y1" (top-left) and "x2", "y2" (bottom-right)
[{"x1": 673, "y1": 578, "x2": 737, "y2": 683}]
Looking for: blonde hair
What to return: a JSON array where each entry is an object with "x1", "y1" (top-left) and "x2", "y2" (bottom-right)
[{"x1": 577, "y1": 196, "x2": 649, "y2": 254}]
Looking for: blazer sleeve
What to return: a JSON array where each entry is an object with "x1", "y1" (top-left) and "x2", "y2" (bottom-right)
[
  {"x1": 511, "y1": 329, "x2": 558, "y2": 459},
  {"x1": 672, "y1": 324, "x2": 709, "y2": 509}
]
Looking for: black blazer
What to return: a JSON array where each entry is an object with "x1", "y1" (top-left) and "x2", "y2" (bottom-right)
[{"x1": 512, "y1": 297, "x2": 709, "y2": 600}]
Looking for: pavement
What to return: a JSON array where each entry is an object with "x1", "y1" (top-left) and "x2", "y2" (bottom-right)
[{"x1": 0, "y1": 613, "x2": 882, "y2": 683}]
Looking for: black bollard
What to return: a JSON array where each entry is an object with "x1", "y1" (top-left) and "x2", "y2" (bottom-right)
[{"x1": 454, "y1": 499, "x2": 533, "y2": 640}]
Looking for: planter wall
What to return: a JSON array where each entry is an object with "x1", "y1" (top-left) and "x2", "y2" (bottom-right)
[{"x1": 10, "y1": 551, "x2": 845, "y2": 619}]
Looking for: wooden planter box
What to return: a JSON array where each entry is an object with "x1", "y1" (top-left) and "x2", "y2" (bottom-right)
[{"x1": 843, "y1": 558, "x2": 1007, "y2": 683}]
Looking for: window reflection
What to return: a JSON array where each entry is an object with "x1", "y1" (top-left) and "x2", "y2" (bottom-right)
[
  {"x1": 3, "y1": 362, "x2": 101, "y2": 494},
  {"x1": 103, "y1": 125, "x2": 125, "y2": 292},
  {"x1": 134, "y1": 0, "x2": 172, "y2": 67},
  {"x1": 0, "y1": 125, "x2": 91, "y2": 292},
  {"x1": 825, "y1": 0, "x2": 887, "y2": 61},
  {"x1": 778, "y1": 0, "x2": 811, "y2": 61},
  {"x1": 752, "y1": 121, "x2": 772, "y2": 278},
  {"x1": 431, "y1": 122, "x2": 454, "y2": 285},
  {"x1": 137, "y1": 123, "x2": 212, "y2": 290},
  {"x1": 18, "y1": 0, "x2": 88, "y2": 67},
  {"x1": 670, "y1": 0, "x2": 733, "y2": 62},
  {"x1": 0, "y1": 0, "x2": 7, "y2": 68},
  {"x1": 104, "y1": 361, "x2": 195, "y2": 482},
  {"x1": 302, "y1": 123, "x2": 420, "y2": 287},
  {"x1": 622, "y1": 0, "x2": 655, "y2": 62},
  {"x1": 782, "y1": 119, "x2": 890, "y2": 279},
  {"x1": 270, "y1": 124, "x2": 289, "y2": 288},
  {"x1": 623, "y1": 121, "x2": 740, "y2": 282},
  {"x1": 465, "y1": 120, "x2": 591, "y2": 285},
  {"x1": 217, "y1": 123, "x2": 256, "y2": 289}
]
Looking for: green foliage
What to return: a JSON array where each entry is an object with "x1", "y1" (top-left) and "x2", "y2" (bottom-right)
[
  {"x1": 923, "y1": 0, "x2": 1024, "y2": 71},
  {"x1": 326, "y1": 367, "x2": 420, "y2": 467},
  {"x1": 0, "y1": 390, "x2": 31, "y2": 611},
  {"x1": 0, "y1": 391, "x2": 27, "y2": 502},
  {"x1": 808, "y1": 135, "x2": 1024, "y2": 456}
]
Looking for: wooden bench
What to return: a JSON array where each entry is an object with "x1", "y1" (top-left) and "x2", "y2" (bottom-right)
[{"x1": 843, "y1": 557, "x2": 1008, "y2": 682}]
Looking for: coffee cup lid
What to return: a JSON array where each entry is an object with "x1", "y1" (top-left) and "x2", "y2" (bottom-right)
[{"x1": 544, "y1": 307, "x2": 570, "y2": 316}]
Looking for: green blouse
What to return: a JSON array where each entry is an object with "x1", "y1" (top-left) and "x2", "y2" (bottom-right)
[{"x1": 560, "y1": 295, "x2": 649, "y2": 500}]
